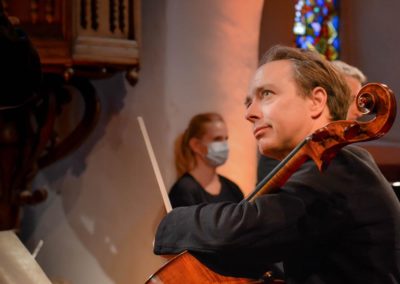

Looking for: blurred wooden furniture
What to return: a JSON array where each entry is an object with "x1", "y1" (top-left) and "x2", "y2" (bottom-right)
[
  {"x1": 3, "y1": 0, "x2": 140, "y2": 84},
  {"x1": 0, "y1": 0, "x2": 140, "y2": 230}
]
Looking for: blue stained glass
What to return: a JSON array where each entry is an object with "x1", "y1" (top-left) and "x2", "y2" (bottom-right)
[
  {"x1": 332, "y1": 37, "x2": 340, "y2": 50},
  {"x1": 306, "y1": 35, "x2": 315, "y2": 43},
  {"x1": 306, "y1": 11, "x2": 315, "y2": 21},
  {"x1": 311, "y1": 22, "x2": 321, "y2": 36},
  {"x1": 331, "y1": 15, "x2": 339, "y2": 29}
]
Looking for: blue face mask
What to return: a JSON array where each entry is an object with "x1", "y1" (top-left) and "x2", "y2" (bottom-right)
[{"x1": 206, "y1": 141, "x2": 229, "y2": 167}]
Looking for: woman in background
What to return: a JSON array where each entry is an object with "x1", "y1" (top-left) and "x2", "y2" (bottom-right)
[{"x1": 169, "y1": 112, "x2": 243, "y2": 208}]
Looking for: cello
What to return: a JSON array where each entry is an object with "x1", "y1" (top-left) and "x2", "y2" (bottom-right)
[{"x1": 145, "y1": 83, "x2": 397, "y2": 283}]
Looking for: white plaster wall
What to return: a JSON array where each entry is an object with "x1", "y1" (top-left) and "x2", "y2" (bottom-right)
[
  {"x1": 163, "y1": 1, "x2": 262, "y2": 193},
  {"x1": 23, "y1": 1, "x2": 263, "y2": 283}
]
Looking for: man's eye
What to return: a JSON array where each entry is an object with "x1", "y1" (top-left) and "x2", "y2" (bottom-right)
[{"x1": 261, "y1": 90, "x2": 271, "y2": 97}]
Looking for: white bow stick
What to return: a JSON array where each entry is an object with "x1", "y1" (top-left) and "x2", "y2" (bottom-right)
[{"x1": 137, "y1": 116, "x2": 172, "y2": 213}]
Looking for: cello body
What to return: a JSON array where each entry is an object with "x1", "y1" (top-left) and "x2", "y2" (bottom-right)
[{"x1": 146, "y1": 251, "x2": 277, "y2": 284}]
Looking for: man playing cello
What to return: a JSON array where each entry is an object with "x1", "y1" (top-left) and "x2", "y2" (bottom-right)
[{"x1": 152, "y1": 45, "x2": 400, "y2": 283}]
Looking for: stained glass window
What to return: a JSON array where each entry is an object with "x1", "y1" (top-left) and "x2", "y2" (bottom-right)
[{"x1": 293, "y1": 0, "x2": 340, "y2": 60}]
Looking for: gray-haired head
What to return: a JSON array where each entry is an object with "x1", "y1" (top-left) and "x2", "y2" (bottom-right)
[{"x1": 331, "y1": 60, "x2": 367, "y2": 84}]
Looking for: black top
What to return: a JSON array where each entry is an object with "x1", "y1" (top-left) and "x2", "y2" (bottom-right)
[
  {"x1": 168, "y1": 173, "x2": 244, "y2": 208},
  {"x1": 155, "y1": 145, "x2": 400, "y2": 283}
]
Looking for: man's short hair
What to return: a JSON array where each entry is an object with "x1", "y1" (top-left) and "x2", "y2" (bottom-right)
[{"x1": 259, "y1": 45, "x2": 351, "y2": 121}]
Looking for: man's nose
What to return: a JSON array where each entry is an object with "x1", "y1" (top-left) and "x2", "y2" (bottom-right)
[{"x1": 245, "y1": 101, "x2": 260, "y2": 123}]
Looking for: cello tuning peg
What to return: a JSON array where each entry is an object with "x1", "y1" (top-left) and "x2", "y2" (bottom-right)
[
  {"x1": 311, "y1": 127, "x2": 330, "y2": 142},
  {"x1": 344, "y1": 123, "x2": 361, "y2": 139}
]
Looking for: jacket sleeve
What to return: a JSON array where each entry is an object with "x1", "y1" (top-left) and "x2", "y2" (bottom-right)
[
  {"x1": 155, "y1": 192, "x2": 307, "y2": 257},
  {"x1": 155, "y1": 158, "x2": 353, "y2": 261}
]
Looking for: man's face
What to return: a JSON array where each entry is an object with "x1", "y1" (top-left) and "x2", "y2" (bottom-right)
[
  {"x1": 245, "y1": 60, "x2": 316, "y2": 160},
  {"x1": 345, "y1": 76, "x2": 363, "y2": 120}
]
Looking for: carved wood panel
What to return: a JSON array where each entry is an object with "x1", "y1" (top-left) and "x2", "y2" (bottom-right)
[{"x1": 3, "y1": 0, "x2": 140, "y2": 85}]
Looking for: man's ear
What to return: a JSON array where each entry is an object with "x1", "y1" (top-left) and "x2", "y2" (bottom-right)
[{"x1": 309, "y1": 86, "x2": 328, "y2": 118}]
